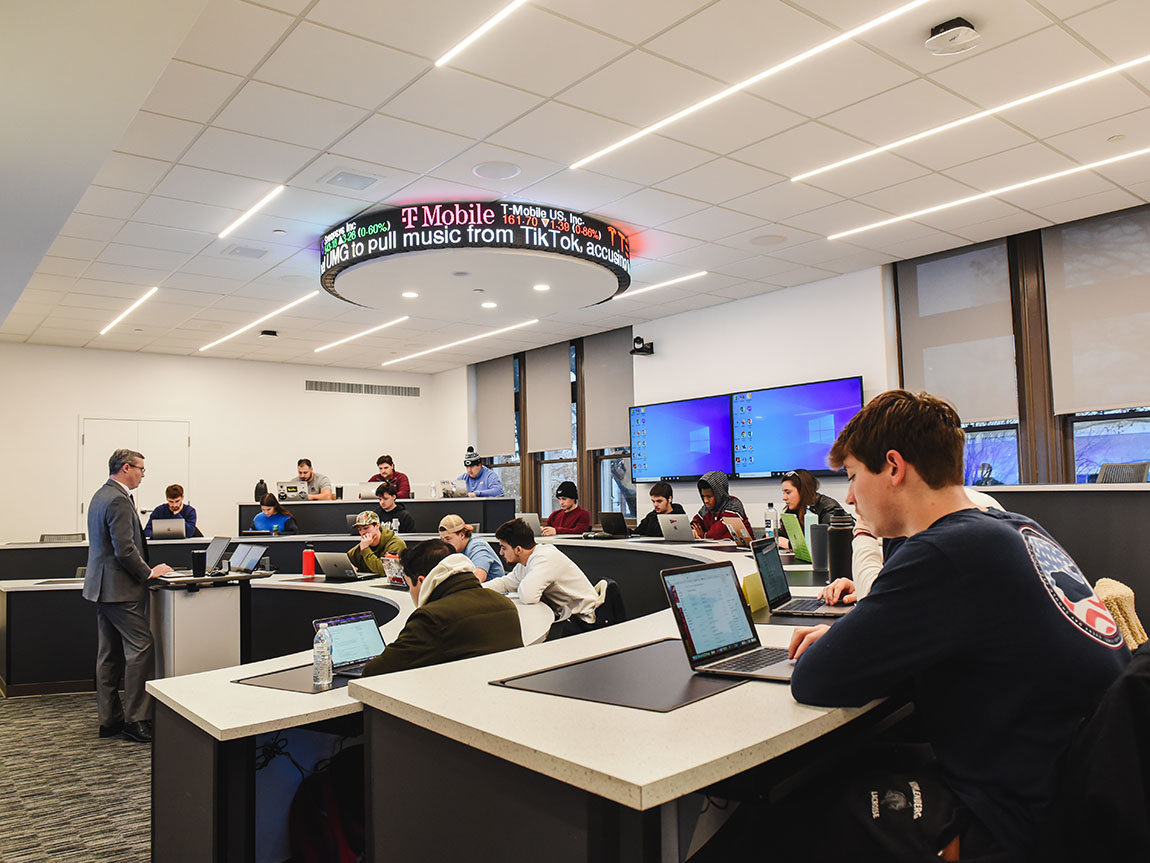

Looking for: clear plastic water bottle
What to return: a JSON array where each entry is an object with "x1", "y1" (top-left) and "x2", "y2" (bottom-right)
[
  {"x1": 765, "y1": 503, "x2": 777, "y2": 540},
  {"x1": 313, "y1": 623, "x2": 333, "y2": 688}
]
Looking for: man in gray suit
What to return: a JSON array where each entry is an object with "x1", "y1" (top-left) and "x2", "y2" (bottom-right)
[{"x1": 83, "y1": 449, "x2": 172, "y2": 743}]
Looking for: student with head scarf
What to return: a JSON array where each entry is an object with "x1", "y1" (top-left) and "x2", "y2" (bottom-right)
[{"x1": 690, "y1": 470, "x2": 753, "y2": 540}]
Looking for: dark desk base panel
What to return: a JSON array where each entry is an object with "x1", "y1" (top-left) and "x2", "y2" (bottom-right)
[{"x1": 0, "y1": 589, "x2": 97, "y2": 696}]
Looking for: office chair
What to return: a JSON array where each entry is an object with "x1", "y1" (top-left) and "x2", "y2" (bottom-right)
[
  {"x1": 1096, "y1": 461, "x2": 1150, "y2": 483},
  {"x1": 592, "y1": 578, "x2": 627, "y2": 627},
  {"x1": 40, "y1": 532, "x2": 85, "y2": 543}
]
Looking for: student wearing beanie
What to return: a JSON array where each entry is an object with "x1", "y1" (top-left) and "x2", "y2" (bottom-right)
[
  {"x1": 456, "y1": 446, "x2": 505, "y2": 497},
  {"x1": 542, "y1": 481, "x2": 591, "y2": 536}
]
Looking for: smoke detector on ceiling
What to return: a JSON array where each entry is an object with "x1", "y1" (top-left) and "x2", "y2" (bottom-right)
[{"x1": 925, "y1": 17, "x2": 981, "y2": 55}]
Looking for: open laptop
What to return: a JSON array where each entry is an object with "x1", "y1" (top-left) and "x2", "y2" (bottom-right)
[
  {"x1": 661, "y1": 561, "x2": 794, "y2": 681},
  {"x1": 440, "y1": 480, "x2": 465, "y2": 498},
  {"x1": 515, "y1": 512, "x2": 544, "y2": 536},
  {"x1": 228, "y1": 543, "x2": 267, "y2": 573},
  {"x1": 752, "y1": 538, "x2": 850, "y2": 618},
  {"x1": 357, "y1": 482, "x2": 381, "y2": 500},
  {"x1": 780, "y1": 512, "x2": 812, "y2": 562},
  {"x1": 657, "y1": 513, "x2": 696, "y2": 542},
  {"x1": 584, "y1": 511, "x2": 629, "y2": 539},
  {"x1": 277, "y1": 480, "x2": 308, "y2": 501},
  {"x1": 315, "y1": 551, "x2": 376, "y2": 582},
  {"x1": 166, "y1": 535, "x2": 231, "y2": 579},
  {"x1": 312, "y1": 612, "x2": 386, "y2": 677},
  {"x1": 151, "y1": 518, "x2": 186, "y2": 540},
  {"x1": 721, "y1": 516, "x2": 753, "y2": 548}
]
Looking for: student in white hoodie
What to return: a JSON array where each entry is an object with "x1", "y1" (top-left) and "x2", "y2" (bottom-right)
[{"x1": 487, "y1": 518, "x2": 603, "y2": 639}]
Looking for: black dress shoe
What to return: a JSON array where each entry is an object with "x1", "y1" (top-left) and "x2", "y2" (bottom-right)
[
  {"x1": 98, "y1": 722, "x2": 124, "y2": 738},
  {"x1": 122, "y1": 720, "x2": 153, "y2": 743}
]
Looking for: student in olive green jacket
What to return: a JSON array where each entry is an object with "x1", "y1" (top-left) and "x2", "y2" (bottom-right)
[
  {"x1": 363, "y1": 539, "x2": 523, "y2": 676},
  {"x1": 347, "y1": 510, "x2": 406, "y2": 576}
]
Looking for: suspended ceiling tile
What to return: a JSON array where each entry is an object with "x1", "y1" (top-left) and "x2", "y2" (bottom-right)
[
  {"x1": 655, "y1": 158, "x2": 783, "y2": 205},
  {"x1": 141, "y1": 59, "x2": 243, "y2": 123},
  {"x1": 180, "y1": 127, "x2": 317, "y2": 184},
  {"x1": 490, "y1": 102, "x2": 635, "y2": 167},
  {"x1": 173, "y1": 0, "x2": 294, "y2": 76},
  {"x1": 91, "y1": 152, "x2": 172, "y2": 194},
  {"x1": 659, "y1": 93, "x2": 806, "y2": 155},
  {"x1": 382, "y1": 67, "x2": 542, "y2": 139},
  {"x1": 214, "y1": 81, "x2": 369, "y2": 150},
  {"x1": 331, "y1": 114, "x2": 474, "y2": 175}
]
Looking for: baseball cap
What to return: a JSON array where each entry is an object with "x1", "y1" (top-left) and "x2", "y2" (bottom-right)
[
  {"x1": 438, "y1": 514, "x2": 468, "y2": 533},
  {"x1": 354, "y1": 510, "x2": 380, "y2": 527}
]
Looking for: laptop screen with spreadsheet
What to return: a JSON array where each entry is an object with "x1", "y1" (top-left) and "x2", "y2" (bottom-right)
[
  {"x1": 663, "y1": 563, "x2": 758, "y2": 664},
  {"x1": 313, "y1": 612, "x2": 385, "y2": 669}
]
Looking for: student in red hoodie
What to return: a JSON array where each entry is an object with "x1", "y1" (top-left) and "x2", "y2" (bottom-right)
[
  {"x1": 542, "y1": 481, "x2": 591, "y2": 536},
  {"x1": 690, "y1": 470, "x2": 753, "y2": 540}
]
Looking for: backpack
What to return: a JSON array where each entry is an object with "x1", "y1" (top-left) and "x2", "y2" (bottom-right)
[{"x1": 288, "y1": 744, "x2": 365, "y2": 863}]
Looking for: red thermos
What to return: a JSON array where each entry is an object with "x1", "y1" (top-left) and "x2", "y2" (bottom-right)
[{"x1": 302, "y1": 547, "x2": 315, "y2": 576}]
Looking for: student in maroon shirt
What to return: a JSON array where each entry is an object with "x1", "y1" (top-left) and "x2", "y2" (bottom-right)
[
  {"x1": 368, "y1": 454, "x2": 411, "y2": 499},
  {"x1": 542, "y1": 481, "x2": 591, "y2": 536}
]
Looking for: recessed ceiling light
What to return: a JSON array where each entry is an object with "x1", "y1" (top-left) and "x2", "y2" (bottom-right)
[
  {"x1": 473, "y1": 161, "x2": 521, "y2": 180},
  {"x1": 199, "y1": 291, "x2": 318, "y2": 351},
  {"x1": 382, "y1": 319, "x2": 539, "y2": 366},
  {"x1": 272, "y1": 229, "x2": 286, "y2": 235},
  {"x1": 259, "y1": 329, "x2": 278, "y2": 339},
  {"x1": 218, "y1": 185, "x2": 285, "y2": 239},
  {"x1": 472, "y1": 288, "x2": 485, "y2": 293},
  {"x1": 100, "y1": 287, "x2": 157, "y2": 336},
  {"x1": 533, "y1": 283, "x2": 550, "y2": 292},
  {"x1": 1109, "y1": 134, "x2": 1127, "y2": 143},
  {"x1": 827, "y1": 146, "x2": 1150, "y2": 241},
  {"x1": 453, "y1": 271, "x2": 470, "y2": 277},
  {"x1": 612, "y1": 271, "x2": 708, "y2": 300},
  {"x1": 569, "y1": 0, "x2": 935, "y2": 171},
  {"x1": 793, "y1": 54, "x2": 1150, "y2": 183},
  {"x1": 481, "y1": 302, "x2": 498, "y2": 309},
  {"x1": 750, "y1": 234, "x2": 788, "y2": 247},
  {"x1": 401, "y1": 291, "x2": 419, "y2": 299},
  {"x1": 436, "y1": 0, "x2": 529, "y2": 67},
  {"x1": 315, "y1": 316, "x2": 409, "y2": 353}
]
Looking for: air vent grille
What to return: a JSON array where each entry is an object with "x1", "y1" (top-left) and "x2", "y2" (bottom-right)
[{"x1": 305, "y1": 380, "x2": 420, "y2": 397}]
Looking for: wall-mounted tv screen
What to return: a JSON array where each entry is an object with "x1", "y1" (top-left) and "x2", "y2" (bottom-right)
[
  {"x1": 731, "y1": 376, "x2": 863, "y2": 478},
  {"x1": 630, "y1": 395, "x2": 733, "y2": 482}
]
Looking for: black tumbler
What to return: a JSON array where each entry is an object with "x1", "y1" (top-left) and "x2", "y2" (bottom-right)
[
  {"x1": 810, "y1": 523, "x2": 830, "y2": 583},
  {"x1": 827, "y1": 514, "x2": 854, "y2": 582},
  {"x1": 191, "y1": 550, "x2": 206, "y2": 578}
]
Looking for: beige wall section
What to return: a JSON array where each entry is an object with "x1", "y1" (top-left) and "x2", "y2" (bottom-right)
[
  {"x1": 629, "y1": 266, "x2": 899, "y2": 521},
  {"x1": 0, "y1": 343, "x2": 471, "y2": 543}
]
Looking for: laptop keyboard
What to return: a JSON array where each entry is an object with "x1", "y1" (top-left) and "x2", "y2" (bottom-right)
[
  {"x1": 709, "y1": 647, "x2": 789, "y2": 672},
  {"x1": 779, "y1": 598, "x2": 825, "y2": 613}
]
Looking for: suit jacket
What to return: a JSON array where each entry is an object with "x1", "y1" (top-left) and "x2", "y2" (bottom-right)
[{"x1": 83, "y1": 478, "x2": 152, "y2": 603}]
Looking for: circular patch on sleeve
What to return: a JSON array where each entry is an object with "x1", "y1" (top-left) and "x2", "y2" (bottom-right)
[{"x1": 1020, "y1": 525, "x2": 1123, "y2": 647}]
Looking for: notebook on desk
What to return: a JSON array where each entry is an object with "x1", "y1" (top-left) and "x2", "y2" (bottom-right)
[
  {"x1": 313, "y1": 611, "x2": 386, "y2": 677},
  {"x1": 661, "y1": 560, "x2": 795, "y2": 682},
  {"x1": 752, "y1": 538, "x2": 850, "y2": 618}
]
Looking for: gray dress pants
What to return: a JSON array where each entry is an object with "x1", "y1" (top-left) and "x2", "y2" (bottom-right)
[{"x1": 94, "y1": 596, "x2": 155, "y2": 725}]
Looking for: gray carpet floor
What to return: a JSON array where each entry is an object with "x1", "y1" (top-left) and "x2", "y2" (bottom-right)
[{"x1": 0, "y1": 693, "x2": 150, "y2": 863}]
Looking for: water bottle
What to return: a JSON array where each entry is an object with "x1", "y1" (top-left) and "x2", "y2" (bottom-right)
[
  {"x1": 828, "y1": 513, "x2": 855, "y2": 581},
  {"x1": 254, "y1": 479, "x2": 267, "y2": 502},
  {"x1": 764, "y1": 503, "x2": 776, "y2": 540},
  {"x1": 313, "y1": 623, "x2": 333, "y2": 688},
  {"x1": 302, "y1": 544, "x2": 315, "y2": 576}
]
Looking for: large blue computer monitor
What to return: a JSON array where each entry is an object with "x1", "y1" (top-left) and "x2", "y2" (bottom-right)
[
  {"x1": 630, "y1": 395, "x2": 734, "y2": 482},
  {"x1": 731, "y1": 376, "x2": 863, "y2": 478}
]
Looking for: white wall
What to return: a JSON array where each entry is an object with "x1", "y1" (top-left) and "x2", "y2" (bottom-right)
[
  {"x1": 631, "y1": 266, "x2": 900, "y2": 521},
  {"x1": 0, "y1": 343, "x2": 470, "y2": 543}
]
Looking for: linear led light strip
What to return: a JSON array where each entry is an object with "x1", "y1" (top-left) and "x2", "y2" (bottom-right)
[
  {"x1": 315, "y1": 316, "x2": 409, "y2": 352},
  {"x1": 382, "y1": 319, "x2": 538, "y2": 366},
  {"x1": 612, "y1": 271, "x2": 708, "y2": 300},
  {"x1": 199, "y1": 291, "x2": 319, "y2": 351},
  {"x1": 827, "y1": 146, "x2": 1150, "y2": 241},
  {"x1": 99, "y1": 286, "x2": 158, "y2": 335},
  {"x1": 570, "y1": 0, "x2": 937, "y2": 171},
  {"x1": 218, "y1": 185, "x2": 285, "y2": 239},
  {"x1": 794, "y1": 54, "x2": 1150, "y2": 183},
  {"x1": 436, "y1": 0, "x2": 529, "y2": 67}
]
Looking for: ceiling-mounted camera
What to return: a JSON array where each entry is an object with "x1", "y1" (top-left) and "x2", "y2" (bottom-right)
[{"x1": 630, "y1": 336, "x2": 654, "y2": 356}]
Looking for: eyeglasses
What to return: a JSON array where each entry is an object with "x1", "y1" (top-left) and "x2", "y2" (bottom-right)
[{"x1": 131, "y1": 464, "x2": 146, "y2": 474}]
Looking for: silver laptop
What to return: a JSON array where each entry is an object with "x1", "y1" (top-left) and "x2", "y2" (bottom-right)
[
  {"x1": 357, "y1": 482, "x2": 381, "y2": 500},
  {"x1": 315, "y1": 551, "x2": 376, "y2": 581},
  {"x1": 752, "y1": 538, "x2": 851, "y2": 618},
  {"x1": 277, "y1": 480, "x2": 308, "y2": 501},
  {"x1": 228, "y1": 543, "x2": 267, "y2": 573},
  {"x1": 657, "y1": 512, "x2": 696, "y2": 542},
  {"x1": 661, "y1": 561, "x2": 795, "y2": 682},
  {"x1": 516, "y1": 512, "x2": 544, "y2": 536},
  {"x1": 167, "y1": 536, "x2": 231, "y2": 578},
  {"x1": 151, "y1": 518, "x2": 186, "y2": 539},
  {"x1": 440, "y1": 480, "x2": 465, "y2": 498},
  {"x1": 313, "y1": 611, "x2": 386, "y2": 678}
]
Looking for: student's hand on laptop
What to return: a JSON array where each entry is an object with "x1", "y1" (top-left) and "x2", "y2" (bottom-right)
[
  {"x1": 467, "y1": 492, "x2": 477, "y2": 497},
  {"x1": 541, "y1": 526, "x2": 557, "y2": 536},
  {"x1": 788, "y1": 624, "x2": 830, "y2": 660},
  {"x1": 820, "y1": 578, "x2": 857, "y2": 605},
  {"x1": 149, "y1": 563, "x2": 174, "y2": 579},
  {"x1": 691, "y1": 524, "x2": 703, "y2": 539},
  {"x1": 777, "y1": 536, "x2": 790, "y2": 550}
]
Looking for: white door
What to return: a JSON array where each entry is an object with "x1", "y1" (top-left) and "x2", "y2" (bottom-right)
[{"x1": 80, "y1": 418, "x2": 190, "y2": 530}]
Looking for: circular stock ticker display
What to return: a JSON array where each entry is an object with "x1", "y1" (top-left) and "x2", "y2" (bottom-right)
[{"x1": 319, "y1": 201, "x2": 631, "y2": 297}]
